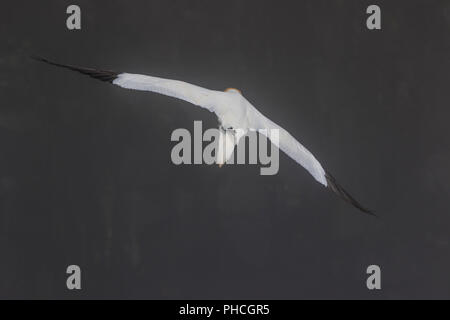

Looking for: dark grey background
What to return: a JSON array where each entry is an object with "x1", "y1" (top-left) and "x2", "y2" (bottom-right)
[{"x1": 1, "y1": 0, "x2": 450, "y2": 299}]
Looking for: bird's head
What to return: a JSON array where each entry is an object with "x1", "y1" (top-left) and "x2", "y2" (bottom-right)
[{"x1": 224, "y1": 88, "x2": 242, "y2": 95}]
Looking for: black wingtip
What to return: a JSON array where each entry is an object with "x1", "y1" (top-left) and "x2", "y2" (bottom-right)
[
  {"x1": 325, "y1": 171, "x2": 377, "y2": 217},
  {"x1": 30, "y1": 55, "x2": 46, "y2": 62},
  {"x1": 31, "y1": 55, "x2": 119, "y2": 83}
]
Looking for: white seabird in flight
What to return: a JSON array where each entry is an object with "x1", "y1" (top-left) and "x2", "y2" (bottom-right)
[{"x1": 33, "y1": 56, "x2": 374, "y2": 215}]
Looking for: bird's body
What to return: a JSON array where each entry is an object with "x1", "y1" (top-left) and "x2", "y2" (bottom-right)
[{"x1": 33, "y1": 56, "x2": 374, "y2": 215}]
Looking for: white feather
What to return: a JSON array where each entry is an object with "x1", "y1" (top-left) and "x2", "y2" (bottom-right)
[
  {"x1": 113, "y1": 72, "x2": 327, "y2": 186},
  {"x1": 113, "y1": 73, "x2": 215, "y2": 111}
]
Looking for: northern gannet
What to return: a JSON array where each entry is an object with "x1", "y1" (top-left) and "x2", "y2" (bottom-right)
[{"x1": 33, "y1": 57, "x2": 374, "y2": 216}]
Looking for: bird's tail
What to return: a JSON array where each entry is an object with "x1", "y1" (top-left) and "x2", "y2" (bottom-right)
[
  {"x1": 31, "y1": 56, "x2": 119, "y2": 83},
  {"x1": 325, "y1": 171, "x2": 376, "y2": 217}
]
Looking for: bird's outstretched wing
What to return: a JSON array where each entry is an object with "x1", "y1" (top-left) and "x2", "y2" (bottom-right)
[
  {"x1": 32, "y1": 56, "x2": 216, "y2": 111},
  {"x1": 34, "y1": 56, "x2": 374, "y2": 216},
  {"x1": 253, "y1": 110, "x2": 375, "y2": 216}
]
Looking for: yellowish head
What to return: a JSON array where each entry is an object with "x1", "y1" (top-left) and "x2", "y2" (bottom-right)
[{"x1": 224, "y1": 88, "x2": 242, "y2": 94}]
